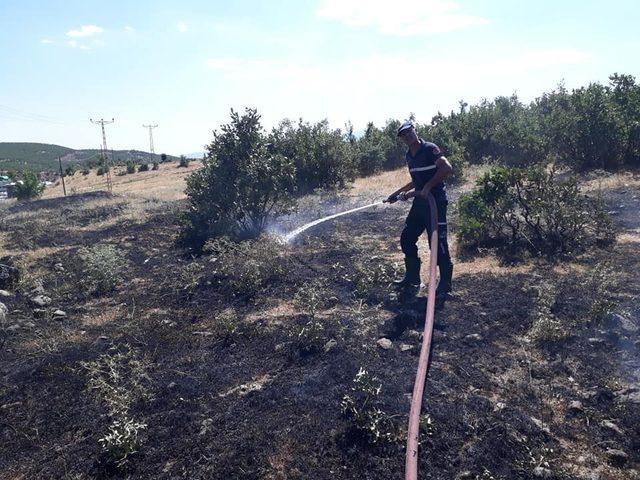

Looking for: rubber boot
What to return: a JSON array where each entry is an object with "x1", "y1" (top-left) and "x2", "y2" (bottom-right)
[
  {"x1": 435, "y1": 263, "x2": 453, "y2": 309},
  {"x1": 393, "y1": 257, "x2": 421, "y2": 288}
]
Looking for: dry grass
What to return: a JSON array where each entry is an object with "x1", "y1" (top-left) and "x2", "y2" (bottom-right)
[{"x1": 42, "y1": 160, "x2": 203, "y2": 201}]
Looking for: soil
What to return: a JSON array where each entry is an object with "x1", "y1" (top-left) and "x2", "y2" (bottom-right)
[{"x1": 0, "y1": 171, "x2": 639, "y2": 479}]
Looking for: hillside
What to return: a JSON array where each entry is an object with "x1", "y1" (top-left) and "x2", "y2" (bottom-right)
[
  {"x1": 0, "y1": 167, "x2": 639, "y2": 479},
  {"x1": 0, "y1": 142, "x2": 179, "y2": 172}
]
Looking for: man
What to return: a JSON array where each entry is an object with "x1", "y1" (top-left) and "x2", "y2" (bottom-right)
[{"x1": 385, "y1": 121, "x2": 454, "y2": 307}]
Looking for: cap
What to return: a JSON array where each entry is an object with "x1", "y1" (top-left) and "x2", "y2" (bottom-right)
[{"x1": 397, "y1": 121, "x2": 414, "y2": 137}]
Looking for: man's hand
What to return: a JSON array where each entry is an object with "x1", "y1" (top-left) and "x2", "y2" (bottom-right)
[
  {"x1": 413, "y1": 188, "x2": 430, "y2": 200},
  {"x1": 384, "y1": 193, "x2": 399, "y2": 203}
]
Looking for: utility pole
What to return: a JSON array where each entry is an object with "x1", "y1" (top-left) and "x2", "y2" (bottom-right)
[
  {"x1": 142, "y1": 124, "x2": 158, "y2": 165},
  {"x1": 58, "y1": 156, "x2": 66, "y2": 196},
  {"x1": 90, "y1": 117, "x2": 114, "y2": 193}
]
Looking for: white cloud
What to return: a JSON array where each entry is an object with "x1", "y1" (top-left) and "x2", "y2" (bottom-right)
[
  {"x1": 177, "y1": 21, "x2": 187, "y2": 32},
  {"x1": 66, "y1": 25, "x2": 104, "y2": 38},
  {"x1": 124, "y1": 25, "x2": 134, "y2": 32},
  {"x1": 41, "y1": 38, "x2": 53, "y2": 44},
  {"x1": 67, "y1": 40, "x2": 90, "y2": 50},
  {"x1": 316, "y1": 0, "x2": 488, "y2": 35}
]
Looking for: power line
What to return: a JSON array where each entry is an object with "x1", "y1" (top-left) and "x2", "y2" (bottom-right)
[
  {"x1": 142, "y1": 124, "x2": 158, "y2": 164},
  {"x1": 90, "y1": 117, "x2": 114, "y2": 194}
]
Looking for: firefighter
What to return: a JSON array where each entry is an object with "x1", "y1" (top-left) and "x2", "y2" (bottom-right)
[{"x1": 386, "y1": 121, "x2": 454, "y2": 307}]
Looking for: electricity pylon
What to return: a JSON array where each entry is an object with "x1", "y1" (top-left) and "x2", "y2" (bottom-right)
[{"x1": 90, "y1": 117, "x2": 114, "y2": 193}]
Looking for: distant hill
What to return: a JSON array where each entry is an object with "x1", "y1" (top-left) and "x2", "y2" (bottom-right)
[{"x1": 0, "y1": 142, "x2": 178, "y2": 172}]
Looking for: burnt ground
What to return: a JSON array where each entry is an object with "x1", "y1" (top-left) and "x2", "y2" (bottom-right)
[{"x1": 0, "y1": 174, "x2": 639, "y2": 480}]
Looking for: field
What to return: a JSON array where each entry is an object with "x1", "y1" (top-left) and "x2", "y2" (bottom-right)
[{"x1": 1, "y1": 162, "x2": 639, "y2": 479}]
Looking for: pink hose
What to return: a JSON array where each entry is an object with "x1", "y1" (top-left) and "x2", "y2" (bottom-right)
[{"x1": 405, "y1": 193, "x2": 439, "y2": 480}]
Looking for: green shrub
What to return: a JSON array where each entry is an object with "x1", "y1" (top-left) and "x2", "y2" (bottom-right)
[
  {"x1": 138, "y1": 163, "x2": 149, "y2": 172},
  {"x1": 457, "y1": 166, "x2": 615, "y2": 258},
  {"x1": 14, "y1": 169, "x2": 44, "y2": 200},
  {"x1": 342, "y1": 254, "x2": 397, "y2": 300},
  {"x1": 178, "y1": 155, "x2": 190, "y2": 168},
  {"x1": 79, "y1": 244, "x2": 128, "y2": 294},
  {"x1": 152, "y1": 162, "x2": 159, "y2": 171},
  {"x1": 182, "y1": 109, "x2": 296, "y2": 248},
  {"x1": 527, "y1": 282, "x2": 569, "y2": 344},
  {"x1": 99, "y1": 418, "x2": 147, "y2": 467},
  {"x1": 341, "y1": 368, "x2": 395, "y2": 444},
  {"x1": 126, "y1": 161, "x2": 136, "y2": 174},
  {"x1": 81, "y1": 168, "x2": 90, "y2": 175},
  {"x1": 205, "y1": 235, "x2": 290, "y2": 298},
  {"x1": 293, "y1": 279, "x2": 333, "y2": 319}
]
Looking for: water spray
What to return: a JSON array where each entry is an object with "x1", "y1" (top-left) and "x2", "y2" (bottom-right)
[{"x1": 283, "y1": 200, "x2": 384, "y2": 242}]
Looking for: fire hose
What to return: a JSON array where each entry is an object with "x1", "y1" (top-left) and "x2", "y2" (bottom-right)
[
  {"x1": 285, "y1": 193, "x2": 440, "y2": 479},
  {"x1": 404, "y1": 192, "x2": 438, "y2": 480}
]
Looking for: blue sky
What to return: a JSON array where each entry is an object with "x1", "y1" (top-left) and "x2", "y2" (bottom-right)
[{"x1": 1, "y1": 0, "x2": 639, "y2": 155}]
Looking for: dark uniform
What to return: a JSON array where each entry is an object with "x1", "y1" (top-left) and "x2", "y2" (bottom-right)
[{"x1": 401, "y1": 140, "x2": 453, "y2": 295}]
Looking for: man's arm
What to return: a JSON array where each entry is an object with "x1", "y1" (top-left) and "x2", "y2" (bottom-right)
[
  {"x1": 385, "y1": 181, "x2": 414, "y2": 203},
  {"x1": 407, "y1": 157, "x2": 453, "y2": 200}
]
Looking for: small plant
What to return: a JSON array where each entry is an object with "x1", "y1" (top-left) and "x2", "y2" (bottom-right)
[
  {"x1": 293, "y1": 279, "x2": 333, "y2": 320},
  {"x1": 205, "y1": 236, "x2": 289, "y2": 298},
  {"x1": 583, "y1": 260, "x2": 619, "y2": 324},
  {"x1": 216, "y1": 308, "x2": 239, "y2": 337},
  {"x1": 99, "y1": 418, "x2": 147, "y2": 467},
  {"x1": 341, "y1": 367, "x2": 395, "y2": 444},
  {"x1": 82, "y1": 168, "x2": 90, "y2": 175},
  {"x1": 342, "y1": 254, "x2": 397, "y2": 300},
  {"x1": 79, "y1": 244, "x2": 128, "y2": 295},
  {"x1": 152, "y1": 162, "x2": 159, "y2": 171},
  {"x1": 82, "y1": 345, "x2": 151, "y2": 467},
  {"x1": 179, "y1": 261, "x2": 203, "y2": 293},
  {"x1": 527, "y1": 282, "x2": 568, "y2": 344},
  {"x1": 14, "y1": 169, "x2": 44, "y2": 200},
  {"x1": 138, "y1": 163, "x2": 149, "y2": 172},
  {"x1": 126, "y1": 161, "x2": 136, "y2": 174},
  {"x1": 178, "y1": 155, "x2": 190, "y2": 168}
]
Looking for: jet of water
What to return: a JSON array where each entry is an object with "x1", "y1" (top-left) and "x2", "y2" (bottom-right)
[{"x1": 284, "y1": 201, "x2": 384, "y2": 242}]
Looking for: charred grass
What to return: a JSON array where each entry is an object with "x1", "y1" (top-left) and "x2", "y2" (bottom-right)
[{"x1": 0, "y1": 176, "x2": 639, "y2": 479}]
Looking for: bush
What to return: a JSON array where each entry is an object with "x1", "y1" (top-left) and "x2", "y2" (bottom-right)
[
  {"x1": 182, "y1": 108, "x2": 297, "y2": 247},
  {"x1": 79, "y1": 244, "x2": 128, "y2": 294},
  {"x1": 160, "y1": 153, "x2": 168, "y2": 163},
  {"x1": 138, "y1": 163, "x2": 149, "y2": 172},
  {"x1": 342, "y1": 254, "x2": 397, "y2": 300},
  {"x1": 64, "y1": 165, "x2": 76, "y2": 177},
  {"x1": 126, "y1": 161, "x2": 136, "y2": 174},
  {"x1": 528, "y1": 282, "x2": 568, "y2": 344},
  {"x1": 178, "y1": 155, "x2": 190, "y2": 168},
  {"x1": 269, "y1": 118, "x2": 355, "y2": 193},
  {"x1": 96, "y1": 166, "x2": 108, "y2": 176},
  {"x1": 152, "y1": 162, "x2": 159, "y2": 171},
  {"x1": 205, "y1": 235, "x2": 290, "y2": 298},
  {"x1": 14, "y1": 169, "x2": 44, "y2": 200},
  {"x1": 99, "y1": 418, "x2": 147, "y2": 467},
  {"x1": 82, "y1": 345, "x2": 150, "y2": 466},
  {"x1": 81, "y1": 168, "x2": 90, "y2": 175},
  {"x1": 341, "y1": 368, "x2": 396, "y2": 444},
  {"x1": 457, "y1": 166, "x2": 615, "y2": 258},
  {"x1": 292, "y1": 279, "x2": 335, "y2": 353}
]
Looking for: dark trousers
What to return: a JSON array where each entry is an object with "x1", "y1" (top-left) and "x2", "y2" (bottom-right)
[{"x1": 400, "y1": 196, "x2": 453, "y2": 271}]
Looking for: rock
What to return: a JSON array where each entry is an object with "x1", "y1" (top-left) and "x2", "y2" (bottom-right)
[
  {"x1": 323, "y1": 339, "x2": 337, "y2": 353},
  {"x1": 52, "y1": 309, "x2": 67, "y2": 318},
  {"x1": 167, "y1": 382, "x2": 177, "y2": 389},
  {"x1": 530, "y1": 416, "x2": 551, "y2": 434},
  {"x1": 30, "y1": 295, "x2": 52, "y2": 307},
  {"x1": 192, "y1": 331, "x2": 213, "y2": 337},
  {"x1": 455, "y1": 472, "x2": 473, "y2": 480},
  {"x1": 464, "y1": 333, "x2": 483, "y2": 342},
  {"x1": 54, "y1": 263, "x2": 65, "y2": 272},
  {"x1": 605, "y1": 448, "x2": 628, "y2": 466},
  {"x1": 274, "y1": 343, "x2": 287, "y2": 352},
  {"x1": 0, "y1": 290, "x2": 11, "y2": 297},
  {"x1": 7, "y1": 324, "x2": 20, "y2": 332},
  {"x1": 400, "y1": 343, "x2": 414, "y2": 352},
  {"x1": 407, "y1": 329, "x2": 422, "y2": 340},
  {"x1": 494, "y1": 401, "x2": 506, "y2": 412},
  {"x1": 376, "y1": 338, "x2": 392, "y2": 350},
  {"x1": 568, "y1": 400, "x2": 584, "y2": 413},
  {"x1": 533, "y1": 466, "x2": 553, "y2": 478},
  {"x1": 588, "y1": 337, "x2": 605, "y2": 346},
  {"x1": 22, "y1": 322, "x2": 36, "y2": 329},
  {"x1": 601, "y1": 420, "x2": 624, "y2": 435}
]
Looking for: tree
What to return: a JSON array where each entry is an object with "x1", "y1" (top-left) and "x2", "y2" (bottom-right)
[
  {"x1": 181, "y1": 108, "x2": 297, "y2": 249},
  {"x1": 14, "y1": 169, "x2": 45, "y2": 200}
]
